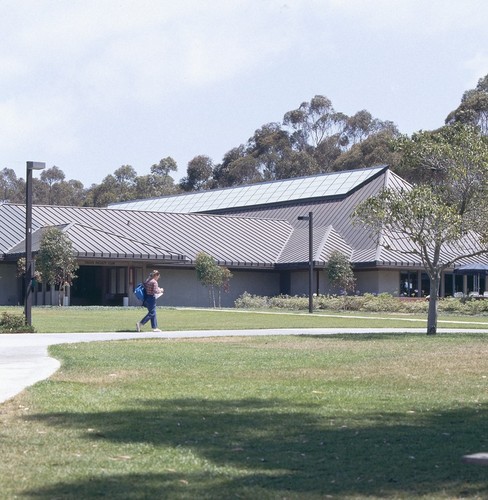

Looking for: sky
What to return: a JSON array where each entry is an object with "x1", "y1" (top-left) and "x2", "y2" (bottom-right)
[{"x1": 1, "y1": 0, "x2": 487, "y2": 187}]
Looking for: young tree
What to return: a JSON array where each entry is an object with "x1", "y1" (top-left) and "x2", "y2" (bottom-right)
[
  {"x1": 36, "y1": 227, "x2": 79, "y2": 305},
  {"x1": 327, "y1": 251, "x2": 356, "y2": 295},
  {"x1": 195, "y1": 251, "x2": 232, "y2": 307},
  {"x1": 354, "y1": 124, "x2": 488, "y2": 335}
]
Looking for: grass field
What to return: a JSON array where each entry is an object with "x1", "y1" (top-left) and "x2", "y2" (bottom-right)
[
  {"x1": 1, "y1": 331, "x2": 488, "y2": 498},
  {"x1": 2, "y1": 305, "x2": 488, "y2": 333}
]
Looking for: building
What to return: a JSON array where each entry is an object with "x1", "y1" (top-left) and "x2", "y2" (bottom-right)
[{"x1": 0, "y1": 166, "x2": 485, "y2": 307}]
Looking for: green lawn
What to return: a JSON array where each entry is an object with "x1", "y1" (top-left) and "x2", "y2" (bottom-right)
[
  {"x1": 1, "y1": 332, "x2": 488, "y2": 498},
  {"x1": 2, "y1": 305, "x2": 488, "y2": 332}
]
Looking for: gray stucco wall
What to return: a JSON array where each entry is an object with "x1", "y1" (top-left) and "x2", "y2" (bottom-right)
[
  {"x1": 289, "y1": 268, "x2": 400, "y2": 297},
  {"x1": 377, "y1": 269, "x2": 401, "y2": 295},
  {"x1": 140, "y1": 268, "x2": 281, "y2": 308}
]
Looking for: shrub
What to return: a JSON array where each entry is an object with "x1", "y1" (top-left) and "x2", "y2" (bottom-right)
[
  {"x1": 234, "y1": 292, "x2": 486, "y2": 316},
  {"x1": 0, "y1": 312, "x2": 35, "y2": 333},
  {"x1": 269, "y1": 295, "x2": 309, "y2": 310},
  {"x1": 234, "y1": 292, "x2": 269, "y2": 309}
]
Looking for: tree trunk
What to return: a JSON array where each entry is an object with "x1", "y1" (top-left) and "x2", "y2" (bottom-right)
[{"x1": 427, "y1": 274, "x2": 440, "y2": 335}]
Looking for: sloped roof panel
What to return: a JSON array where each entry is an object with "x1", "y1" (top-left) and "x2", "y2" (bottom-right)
[
  {"x1": 221, "y1": 171, "x2": 392, "y2": 253},
  {"x1": 277, "y1": 225, "x2": 353, "y2": 265},
  {"x1": 0, "y1": 203, "x2": 293, "y2": 267},
  {"x1": 108, "y1": 166, "x2": 387, "y2": 213}
]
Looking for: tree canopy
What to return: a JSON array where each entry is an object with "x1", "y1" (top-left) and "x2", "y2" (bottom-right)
[
  {"x1": 353, "y1": 123, "x2": 488, "y2": 335},
  {"x1": 446, "y1": 74, "x2": 488, "y2": 135}
]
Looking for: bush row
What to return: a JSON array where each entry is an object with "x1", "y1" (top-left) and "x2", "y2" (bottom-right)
[
  {"x1": 234, "y1": 292, "x2": 488, "y2": 315},
  {"x1": 0, "y1": 312, "x2": 35, "y2": 333}
]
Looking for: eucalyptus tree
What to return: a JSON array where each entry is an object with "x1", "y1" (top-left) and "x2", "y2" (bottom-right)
[
  {"x1": 446, "y1": 73, "x2": 488, "y2": 135},
  {"x1": 353, "y1": 124, "x2": 488, "y2": 334},
  {"x1": 151, "y1": 156, "x2": 178, "y2": 176},
  {"x1": 179, "y1": 155, "x2": 214, "y2": 191},
  {"x1": 40, "y1": 165, "x2": 65, "y2": 204},
  {"x1": 0, "y1": 168, "x2": 24, "y2": 203},
  {"x1": 332, "y1": 128, "x2": 401, "y2": 172},
  {"x1": 213, "y1": 145, "x2": 262, "y2": 187}
]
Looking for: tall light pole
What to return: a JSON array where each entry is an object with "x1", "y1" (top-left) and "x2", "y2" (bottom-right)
[
  {"x1": 25, "y1": 161, "x2": 46, "y2": 326},
  {"x1": 298, "y1": 211, "x2": 313, "y2": 313}
]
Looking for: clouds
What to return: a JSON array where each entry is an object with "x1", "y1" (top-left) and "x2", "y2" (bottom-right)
[{"x1": 0, "y1": 0, "x2": 487, "y2": 185}]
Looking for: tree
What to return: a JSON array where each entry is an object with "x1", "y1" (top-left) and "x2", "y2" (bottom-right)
[
  {"x1": 40, "y1": 166, "x2": 65, "y2": 204},
  {"x1": 113, "y1": 165, "x2": 137, "y2": 200},
  {"x1": 283, "y1": 95, "x2": 347, "y2": 151},
  {"x1": 327, "y1": 251, "x2": 356, "y2": 294},
  {"x1": 151, "y1": 157, "x2": 178, "y2": 177},
  {"x1": 86, "y1": 174, "x2": 119, "y2": 206},
  {"x1": 213, "y1": 146, "x2": 261, "y2": 187},
  {"x1": 353, "y1": 124, "x2": 488, "y2": 335},
  {"x1": 179, "y1": 155, "x2": 214, "y2": 191},
  {"x1": 36, "y1": 226, "x2": 79, "y2": 305},
  {"x1": 332, "y1": 128, "x2": 401, "y2": 172},
  {"x1": 283, "y1": 95, "x2": 400, "y2": 174},
  {"x1": 135, "y1": 173, "x2": 179, "y2": 199},
  {"x1": 0, "y1": 168, "x2": 24, "y2": 203},
  {"x1": 195, "y1": 251, "x2": 232, "y2": 307},
  {"x1": 446, "y1": 73, "x2": 488, "y2": 135}
]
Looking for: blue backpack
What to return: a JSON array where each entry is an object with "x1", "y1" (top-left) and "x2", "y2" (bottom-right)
[{"x1": 134, "y1": 283, "x2": 146, "y2": 301}]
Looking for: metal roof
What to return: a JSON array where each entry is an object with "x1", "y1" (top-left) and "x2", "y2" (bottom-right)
[
  {"x1": 108, "y1": 165, "x2": 388, "y2": 213},
  {"x1": 2, "y1": 166, "x2": 486, "y2": 269},
  {"x1": 0, "y1": 204, "x2": 293, "y2": 267}
]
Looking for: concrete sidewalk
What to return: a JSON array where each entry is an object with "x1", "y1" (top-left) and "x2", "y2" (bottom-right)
[{"x1": 1, "y1": 328, "x2": 486, "y2": 404}]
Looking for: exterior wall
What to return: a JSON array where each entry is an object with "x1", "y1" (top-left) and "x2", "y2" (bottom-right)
[
  {"x1": 291, "y1": 268, "x2": 394, "y2": 297},
  {"x1": 355, "y1": 269, "x2": 400, "y2": 296},
  {"x1": 377, "y1": 269, "x2": 401, "y2": 295},
  {"x1": 290, "y1": 270, "x2": 309, "y2": 296},
  {"x1": 289, "y1": 269, "x2": 330, "y2": 296},
  {"x1": 149, "y1": 268, "x2": 281, "y2": 308},
  {"x1": 0, "y1": 263, "x2": 20, "y2": 305},
  {"x1": 0, "y1": 259, "x2": 403, "y2": 307}
]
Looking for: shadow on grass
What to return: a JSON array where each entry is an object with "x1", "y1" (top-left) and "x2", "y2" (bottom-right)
[{"x1": 25, "y1": 399, "x2": 488, "y2": 499}]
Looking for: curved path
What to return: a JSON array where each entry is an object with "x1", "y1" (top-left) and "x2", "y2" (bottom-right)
[{"x1": 1, "y1": 328, "x2": 486, "y2": 404}]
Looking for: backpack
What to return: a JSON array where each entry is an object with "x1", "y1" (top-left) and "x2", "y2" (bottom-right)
[{"x1": 134, "y1": 283, "x2": 146, "y2": 301}]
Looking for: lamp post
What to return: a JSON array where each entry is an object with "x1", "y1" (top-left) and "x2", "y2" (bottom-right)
[
  {"x1": 298, "y1": 211, "x2": 313, "y2": 313},
  {"x1": 25, "y1": 161, "x2": 46, "y2": 326}
]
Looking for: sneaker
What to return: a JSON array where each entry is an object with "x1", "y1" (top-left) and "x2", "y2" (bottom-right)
[
  {"x1": 153, "y1": 328, "x2": 162, "y2": 332},
  {"x1": 136, "y1": 322, "x2": 141, "y2": 332}
]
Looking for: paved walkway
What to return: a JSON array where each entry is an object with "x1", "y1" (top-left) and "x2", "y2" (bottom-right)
[{"x1": 1, "y1": 328, "x2": 487, "y2": 404}]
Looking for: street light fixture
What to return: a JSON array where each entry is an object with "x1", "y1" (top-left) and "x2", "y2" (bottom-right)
[
  {"x1": 298, "y1": 211, "x2": 313, "y2": 313},
  {"x1": 25, "y1": 161, "x2": 46, "y2": 326}
]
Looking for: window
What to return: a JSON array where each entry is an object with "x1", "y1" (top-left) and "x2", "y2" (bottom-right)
[{"x1": 400, "y1": 271, "x2": 418, "y2": 297}]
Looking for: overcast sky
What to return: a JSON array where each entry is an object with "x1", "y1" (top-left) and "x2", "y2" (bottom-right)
[{"x1": 1, "y1": 0, "x2": 487, "y2": 186}]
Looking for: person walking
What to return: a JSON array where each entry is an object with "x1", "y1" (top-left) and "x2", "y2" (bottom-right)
[{"x1": 136, "y1": 270, "x2": 164, "y2": 332}]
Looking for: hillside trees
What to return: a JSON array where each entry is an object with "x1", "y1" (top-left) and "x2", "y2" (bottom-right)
[
  {"x1": 0, "y1": 168, "x2": 25, "y2": 203},
  {"x1": 85, "y1": 158, "x2": 180, "y2": 206},
  {"x1": 179, "y1": 155, "x2": 214, "y2": 191},
  {"x1": 193, "y1": 95, "x2": 399, "y2": 189},
  {"x1": 446, "y1": 73, "x2": 488, "y2": 135}
]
